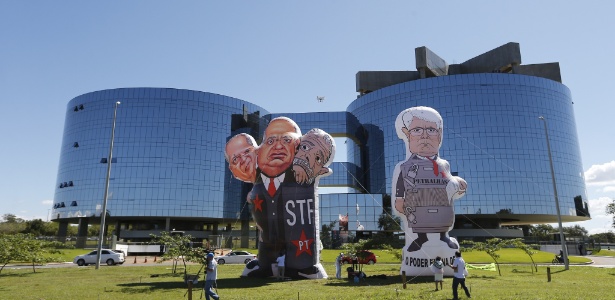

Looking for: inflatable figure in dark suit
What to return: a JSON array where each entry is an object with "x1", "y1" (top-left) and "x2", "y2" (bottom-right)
[
  {"x1": 240, "y1": 118, "x2": 332, "y2": 279},
  {"x1": 393, "y1": 107, "x2": 467, "y2": 252}
]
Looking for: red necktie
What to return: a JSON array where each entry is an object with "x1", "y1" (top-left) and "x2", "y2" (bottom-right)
[
  {"x1": 268, "y1": 178, "x2": 276, "y2": 197},
  {"x1": 427, "y1": 157, "x2": 439, "y2": 176}
]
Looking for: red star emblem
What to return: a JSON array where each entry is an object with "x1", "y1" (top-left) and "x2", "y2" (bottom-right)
[
  {"x1": 253, "y1": 195, "x2": 263, "y2": 212},
  {"x1": 291, "y1": 230, "x2": 314, "y2": 257}
]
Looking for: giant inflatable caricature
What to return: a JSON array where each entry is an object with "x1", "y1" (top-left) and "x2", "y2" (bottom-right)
[
  {"x1": 392, "y1": 107, "x2": 467, "y2": 276},
  {"x1": 225, "y1": 117, "x2": 335, "y2": 279}
]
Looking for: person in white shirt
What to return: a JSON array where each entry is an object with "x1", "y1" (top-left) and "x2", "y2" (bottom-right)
[
  {"x1": 204, "y1": 253, "x2": 219, "y2": 300},
  {"x1": 451, "y1": 251, "x2": 471, "y2": 299},
  {"x1": 276, "y1": 252, "x2": 286, "y2": 280},
  {"x1": 335, "y1": 253, "x2": 344, "y2": 279}
]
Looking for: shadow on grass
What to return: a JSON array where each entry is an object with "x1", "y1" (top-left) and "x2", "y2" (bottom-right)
[
  {"x1": 324, "y1": 275, "x2": 401, "y2": 286},
  {"x1": 511, "y1": 268, "x2": 532, "y2": 274},
  {"x1": 116, "y1": 274, "x2": 277, "y2": 293}
]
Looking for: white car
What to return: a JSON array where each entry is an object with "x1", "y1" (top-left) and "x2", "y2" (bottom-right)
[
  {"x1": 214, "y1": 251, "x2": 256, "y2": 265},
  {"x1": 73, "y1": 249, "x2": 125, "y2": 266}
]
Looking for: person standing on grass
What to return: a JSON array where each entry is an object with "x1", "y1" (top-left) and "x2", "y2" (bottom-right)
[
  {"x1": 430, "y1": 256, "x2": 444, "y2": 291},
  {"x1": 335, "y1": 252, "x2": 344, "y2": 279},
  {"x1": 276, "y1": 251, "x2": 286, "y2": 280},
  {"x1": 451, "y1": 251, "x2": 471, "y2": 299},
  {"x1": 205, "y1": 252, "x2": 220, "y2": 300}
]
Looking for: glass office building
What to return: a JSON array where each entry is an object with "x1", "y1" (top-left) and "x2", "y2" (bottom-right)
[{"x1": 53, "y1": 43, "x2": 589, "y2": 245}]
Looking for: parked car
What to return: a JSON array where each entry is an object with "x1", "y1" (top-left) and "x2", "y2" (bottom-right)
[
  {"x1": 214, "y1": 250, "x2": 256, "y2": 265},
  {"x1": 112, "y1": 249, "x2": 126, "y2": 256},
  {"x1": 341, "y1": 250, "x2": 377, "y2": 265},
  {"x1": 73, "y1": 249, "x2": 125, "y2": 266}
]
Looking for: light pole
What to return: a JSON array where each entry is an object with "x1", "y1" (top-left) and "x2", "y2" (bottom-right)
[
  {"x1": 539, "y1": 116, "x2": 569, "y2": 270},
  {"x1": 96, "y1": 101, "x2": 120, "y2": 269}
]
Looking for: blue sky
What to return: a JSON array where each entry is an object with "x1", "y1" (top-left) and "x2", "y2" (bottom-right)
[{"x1": 1, "y1": 1, "x2": 613, "y2": 234}]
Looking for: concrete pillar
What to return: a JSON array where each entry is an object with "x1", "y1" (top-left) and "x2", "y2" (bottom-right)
[
  {"x1": 165, "y1": 217, "x2": 171, "y2": 231},
  {"x1": 114, "y1": 220, "x2": 121, "y2": 241},
  {"x1": 76, "y1": 218, "x2": 89, "y2": 248},
  {"x1": 102, "y1": 223, "x2": 110, "y2": 248},
  {"x1": 57, "y1": 221, "x2": 69, "y2": 243},
  {"x1": 212, "y1": 223, "x2": 219, "y2": 235}
]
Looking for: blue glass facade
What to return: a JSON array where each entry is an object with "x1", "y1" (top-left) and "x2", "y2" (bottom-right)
[
  {"x1": 53, "y1": 73, "x2": 588, "y2": 242},
  {"x1": 54, "y1": 88, "x2": 268, "y2": 240},
  {"x1": 348, "y1": 74, "x2": 588, "y2": 227}
]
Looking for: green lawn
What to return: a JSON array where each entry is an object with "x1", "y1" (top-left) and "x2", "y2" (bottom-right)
[
  {"x1": 0, "y1": 248, "x2": 609, "y2": 299},
  {"x1": 46, "y1": 247, "x2": 592, "y2": 264},
  {"x1": 1, "y1": 261, "x2": 613, "y2": 299},
  {"x1": 592, "y1": 249, "x2": 615, "y2": 257}
]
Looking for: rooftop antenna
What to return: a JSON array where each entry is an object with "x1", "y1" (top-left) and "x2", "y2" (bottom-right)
[{"x1": 316, "y1": 96, "x2": 325, "y2": 103}]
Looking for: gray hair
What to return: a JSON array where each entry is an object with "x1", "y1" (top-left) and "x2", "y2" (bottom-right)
[
  {"x1": 397, "y1": 106, "x2": 443, "y2": 144},
  {"x1": 225, "y1": 133, "x2": 256, "y2": 162},
  {"x1": 401, "y1": 106, "x2": 443, "y2": 130}
]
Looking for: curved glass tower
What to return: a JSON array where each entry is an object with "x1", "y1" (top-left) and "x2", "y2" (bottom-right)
[
  {"x1": 54, "y1": 88, "x2": 268, "y2": 243},
  {"x1": 349, "y1": 74, "x2": 587, "y2": 234},
  {"x1": 53, "y1": 43, "x2": 589, "y2": 245}
]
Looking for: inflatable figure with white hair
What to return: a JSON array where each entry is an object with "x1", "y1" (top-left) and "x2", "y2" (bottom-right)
[{"x1": 392, "y1": 107, "x2": 467, "y2": 276}]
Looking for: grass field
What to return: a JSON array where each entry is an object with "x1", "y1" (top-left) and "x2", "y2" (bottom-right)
[
  {"x1": 48, "y1": 248, "x2": 592, "y2": 265},
  {"x1": 1, "y1": 249, "x2": 611, "y2": 299},
  {"x1": 592, "y1": 249, "x2": 615, "y2": 257}
]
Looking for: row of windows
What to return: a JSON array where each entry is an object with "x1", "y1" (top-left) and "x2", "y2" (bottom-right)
[{"x1": 55, "y1": 82, "x2": 586, "y2": 225}]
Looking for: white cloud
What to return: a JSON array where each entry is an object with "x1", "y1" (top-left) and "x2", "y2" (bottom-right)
[
  {"x1": 603, "y1": 186, "x2": 615, "y2": 193},
  {"x1": 585, "y1": 160, "x2": 615, "y2": 186},
  {"x1": 42, "y1": 199, "x2": 53, "y2": 205},
  {"x1": 570, "y1": 197, "x2": 614, "y2": 235},
  {"x1": 587, "y1": 196, "x2": 612, "y2": 217}
]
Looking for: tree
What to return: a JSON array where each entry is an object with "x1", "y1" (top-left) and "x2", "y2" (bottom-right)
[
  {"x1": 508, "y1": 238, "x2": 538, "y2": 273},
  {"x1": 377, "y1": 212, "x2": 401, "y2": 233},
  {"x1": 150, "y1": 232, "x2": 208, "y2": 278},
  {"x1": 467, "y1": 238, "x2": 509, "y2": 276},
  {"x1": 22, "y1": 219, "x2": 47, "y2": 236},
  {"x1": 0, "y1": 234, "x2": 62, "y2": 274},
  {"x1": 607, "y1": 199, "x2": 615, "y2": 228},
  {"x1": 0, "y1": 234, "x2": 21, "y2": 273},
  {"x1": 589, "y1": 231, "x2": 615, "y2": 243},
  {"x1": 368, "y1": 209, "x2": 404, "y2": 249},
  {"x1": 563, "y1": 225, "x2": 588, "y2": 238},
  {"x1": 377, "y1": 194, "x2": 401, "y2": 234},
  {"x1": 0, "y1": 214, "x2": 26, "y2": 235},
  {"x1": 340, "y1": 239, "x2": 371, "y2": 276},
  {"x1": 20, "y1": 235, "x2": 63, "y2": 272},
  {"x1": 528, "y1": 224, "x2": 555, "y2": 241},
  {"x1": 320, "y1": 220, "x2": 338, "y2": 249},
  {"x1": 2, "y1": 214, "x2": 24, "y2": 223}
]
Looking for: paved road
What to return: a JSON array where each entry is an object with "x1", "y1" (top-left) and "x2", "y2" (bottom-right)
[
  {"x1": 577, "y1": 255, "x2": 615, "y2": 268},
  {"x1": 5, "y1": 255, "x2": 615, "y2": 270},
  {"x1": 3, "y1": 255, "x2": 179, "y2": 270}
]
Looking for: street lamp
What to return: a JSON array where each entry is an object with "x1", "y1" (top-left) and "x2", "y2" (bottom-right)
[
  {"x1": 96, "y1": 101, "x2": 120, "y2": 269},
  {"x1": 539, "y1": 116, "x2": 569, "y2": 270}
]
